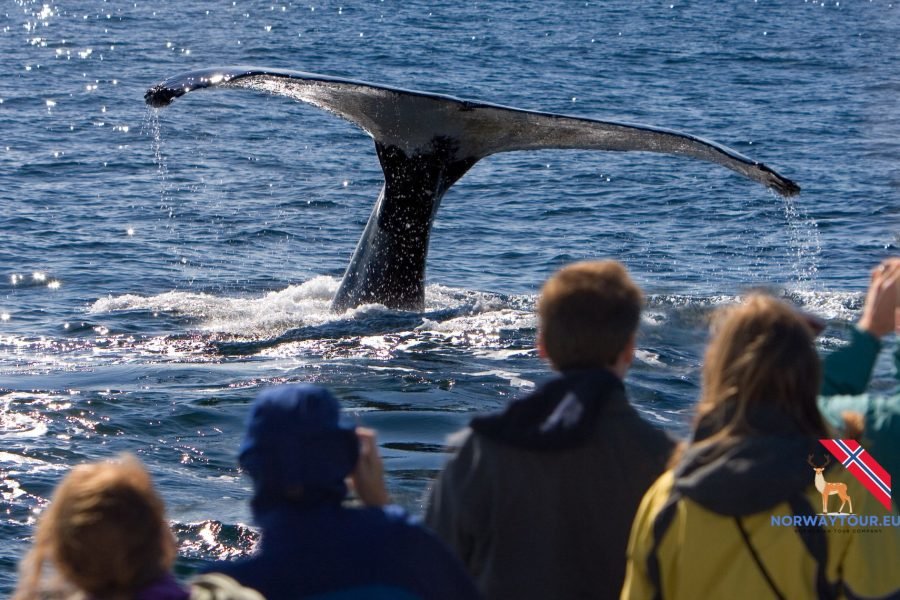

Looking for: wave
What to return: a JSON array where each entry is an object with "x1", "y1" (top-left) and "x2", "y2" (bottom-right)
[
  {"x1": 173, "y1": 519, "x2": 258, "y2": 562},
  {"x1": 66, "y1": 278, "x2": 867, "y2": 369},
  {"x1": 85, "y1": 277, "x2": 865, "y2": 344}
]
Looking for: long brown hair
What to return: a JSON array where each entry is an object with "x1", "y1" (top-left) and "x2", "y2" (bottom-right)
[
  {"x1": 14, "y1": 454, "x2": 176, "y2": 600},
  {"x1": 693, "y1": 294, "x2": 828, "y2": 448}
]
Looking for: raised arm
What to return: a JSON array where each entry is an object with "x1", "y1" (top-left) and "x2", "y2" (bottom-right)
[{"x1": 821, "y1": 258, "x2": 900, "y2": 396}]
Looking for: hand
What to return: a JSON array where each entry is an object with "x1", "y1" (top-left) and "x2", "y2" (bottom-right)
[
  {"x1": 348, "y1": 427, "x2": 390, "y2": 507},
  {"x1": 858, "y1": 258, "x2": 900, "y2": 338}
]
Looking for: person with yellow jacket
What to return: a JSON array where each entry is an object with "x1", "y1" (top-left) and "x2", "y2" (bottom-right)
[{"x1": 621, "y1": 294, "x2": 900, "y2": 600}]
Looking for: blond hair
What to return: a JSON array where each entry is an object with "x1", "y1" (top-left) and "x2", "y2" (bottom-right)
[
  {"x1": 539, "y1": 260, "x2": 643, "y2": 370},
  {"x1": 694, "y1": 294, "x2": 827, "y2": 447},
  {"x1": 14, "y1": 455, "x2": 176, "y2": 600}
]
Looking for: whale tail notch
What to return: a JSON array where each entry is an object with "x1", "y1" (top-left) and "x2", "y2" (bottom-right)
[{"x1": 145, "y1": 66, "x2": 800, "y2": 310}]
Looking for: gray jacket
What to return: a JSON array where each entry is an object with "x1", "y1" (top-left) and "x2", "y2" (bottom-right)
[{"x1": 426, "y1": 369, "x2": 675, "y2": 600}]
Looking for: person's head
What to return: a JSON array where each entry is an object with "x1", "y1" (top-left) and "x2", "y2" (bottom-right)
[
  {"x1": 15, "y1": 455, "x2": 175, "y2": 600},
  {"x1": 538, "y1": 260, "x2": 643, "y2": 373},
  {"x1": 239, "y1": 384, "x2": 359, "y2": 513},
  {"x1": 694, "y1": 293, "x2": 827, "y2": 445}
]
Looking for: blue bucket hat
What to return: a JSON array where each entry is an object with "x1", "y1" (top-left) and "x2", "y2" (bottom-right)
[{"x1": 239, "y1": 385, "x2": 359, "y2": 508}]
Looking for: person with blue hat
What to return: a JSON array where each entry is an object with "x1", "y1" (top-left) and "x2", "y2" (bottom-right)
[{"x1": 210, "y1": 384, "x2": 481, "y2": 600}]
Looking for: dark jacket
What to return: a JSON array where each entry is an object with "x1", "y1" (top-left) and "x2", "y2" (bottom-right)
[
  {"x1": 426, "y1": 369, "x2": 675, "y2": 600},
  {"x1": 211, "y1": 503, "x2": 480, "y2": 600},
  {"x1": 211, "y1": 385, "x2": 481, "y2": 600}
]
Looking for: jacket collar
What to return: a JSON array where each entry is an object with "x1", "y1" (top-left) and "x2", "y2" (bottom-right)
[
  {"x1": 470, "y1": 368, "x2": 628, "y2": 451},
  {"x1": 675, "y1": 407, "x2": 825, "y2": 515}
]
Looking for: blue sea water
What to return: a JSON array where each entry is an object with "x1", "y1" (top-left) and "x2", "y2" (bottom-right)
[{"x1": 1, "y1": 0, "x2": 898, "y2": 593}]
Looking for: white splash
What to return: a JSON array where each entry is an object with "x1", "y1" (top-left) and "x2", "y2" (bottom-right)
[
  {"x1": 89, "y1": 277, "x2": 533, "y2": 341},
  {"x1": 782, "y1": 196, "x2": 822, "y2": 288},
  {"x1": 90, "y1": 276, "x2": 337, "y2": 336}
]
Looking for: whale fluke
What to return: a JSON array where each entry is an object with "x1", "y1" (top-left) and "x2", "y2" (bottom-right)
[{"x1": 145, "y1": 66, "x2": 801, "y2": 310}]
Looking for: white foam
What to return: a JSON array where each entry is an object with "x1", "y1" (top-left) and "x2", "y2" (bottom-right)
[
  {"x1": 89, "y1": 279, "x2": 532, "y2": 342},
  {"x1": 367, "y1": 365, "x2": 418, "y2": 373},
  {"x1": 635, "y1": 349, "x2": 664, "y2": 367},
  {"x1": 469, "y1": 369, "x2": 535, "y2": 389},
  {"x1": 636, "y1": 407, "x2": 676, "y2": 424},
  {"x1": 80, "y1": 280, "x2": 867, "y2": 364},
  {"x1": 90, "y1": 277, "x2": 340, "y2": 336},
  {"x1": 472, "y1": 348, "x2": 535, "y2": 361},
  {"x1": 0, "y1": 394, "x2": 51, "y2": 439},
  {"x1": 416, "y1": 308, "x2": 536, "y2": 347},
  {"x1": 786, "y1": 289, "x2": 863, "y2": 322},
  {"x1": 0, "y1": 451, "x2": 47, "y2": 466},
  {"x1": 649, "y1": 290, "x2": 865, "y2": 324}
]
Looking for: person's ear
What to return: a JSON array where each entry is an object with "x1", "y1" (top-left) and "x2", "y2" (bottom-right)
[
  {"x1": 624, "y1": 333, "x2": 636, "y2": 364},
  {"x1": 537, "y1": 331, "x2": 548, "y2": 360},
  {"x1": 613, "y1": 333, "x2": 637, "y2": 376}
]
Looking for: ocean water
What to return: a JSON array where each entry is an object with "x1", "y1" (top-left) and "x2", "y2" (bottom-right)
[{"x1": 1, "y1": 0, "x2": 898, "y2": 592}]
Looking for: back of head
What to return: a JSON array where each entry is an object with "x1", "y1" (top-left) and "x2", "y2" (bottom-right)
[
  {"x1": 696, "y1": 294, "x2": 826, "y2": 443},
  {"x1": 539, "y1": 260, "x2": 643, "y2": 371},
  {"x1": 239, "y1": 384, "x2": 359, "y2": 513},
  {"x1": 15, "y1": 455, "x2": 174, "y2": 600}
]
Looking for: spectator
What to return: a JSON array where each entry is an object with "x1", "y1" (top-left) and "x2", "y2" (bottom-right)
[
  {"x1": 819, "y1": 257, "x2": 900, "y2": 485},
  {"x1": 14, "y1": 454, "x2": 261, "y2": 600},
  {"x1": 426, "y1": 260, "x2": 675, "y2": 600},
  {"x1": 210, "y1": 384, "x2": 481, "y2": 600},
  {"x1": 621, "y1": 294, "x2": 900, "y2": 600}
]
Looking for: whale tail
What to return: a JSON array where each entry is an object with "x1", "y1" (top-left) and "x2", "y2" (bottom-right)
[{"x1": 145, "y1": 67, "x2": 800, "y2": 310}]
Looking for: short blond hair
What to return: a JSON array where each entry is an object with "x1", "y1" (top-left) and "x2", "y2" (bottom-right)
[
  {"x1": 538, "y1": 260, "x2": 643, "y2": 370},
  {"x1": 14, "y1": 455, "x2": 175, "y2": 600}
]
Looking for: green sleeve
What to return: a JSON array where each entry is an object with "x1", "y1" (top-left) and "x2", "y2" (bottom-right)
[
  {"x1": 817, "y1": 394, "x2": 868, "y2": 431},
  {"x1": 817, "y1": 394, "x2": 900, "y2": 486},
  {"x1": 820, "y1": 326, "x2": 881, "y2": 397}
]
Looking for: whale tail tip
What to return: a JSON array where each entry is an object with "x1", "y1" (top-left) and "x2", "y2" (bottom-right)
[
  {"x1": 773, "y1": 175, "x2": 801, "y2": 198},
  {"x1": 144, "y1": 85, "x2": 178, "y2": 108},
  {"x1": 761, "y1": 163, "x2": 801, "y2": 197}
]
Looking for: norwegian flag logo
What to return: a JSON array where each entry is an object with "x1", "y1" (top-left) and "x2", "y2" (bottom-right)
[{"x1": 819, "y1": 439, "x2": 892, "y2": 511}]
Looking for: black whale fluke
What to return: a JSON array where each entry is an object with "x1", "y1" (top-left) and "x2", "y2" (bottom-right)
[
  {"x1": 144, "y1": 66, "x2": 801, "y2": 311},
  {"x1": 145, "y1": 85, "x2": 178, "y2": 108}
]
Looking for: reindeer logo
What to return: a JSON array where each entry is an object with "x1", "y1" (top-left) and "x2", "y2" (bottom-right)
[{"x1": 808, "y1": 454, "x2": 853, "y2": 514}]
